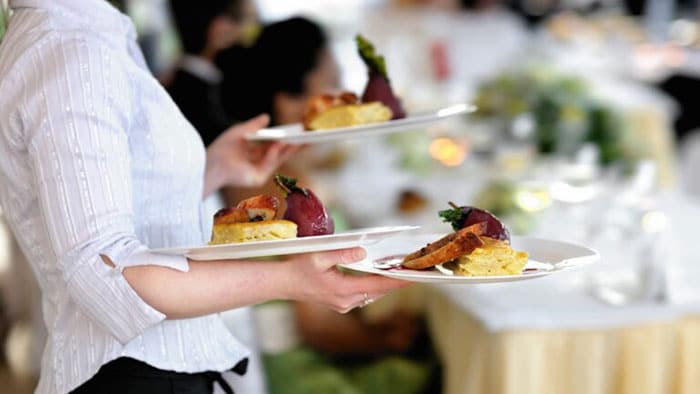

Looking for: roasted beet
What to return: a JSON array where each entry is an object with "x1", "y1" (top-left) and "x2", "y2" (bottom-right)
[
  {"x1": 356, "y1": 34, "x2": 406, "y2": 119},
  {"x1": 275, "y1": 175, "x2": 335, "y2": 237},
  {"x1": 438, "y1": 202, "x2": 510, "y2": 241},
  {"x1": 362, "y1": 71, "x2": 406, "y2": 119}
]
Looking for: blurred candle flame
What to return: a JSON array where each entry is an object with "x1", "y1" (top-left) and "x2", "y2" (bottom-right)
[{"x1": 429, "y1": 137, "x2": 466, "y2": 167}]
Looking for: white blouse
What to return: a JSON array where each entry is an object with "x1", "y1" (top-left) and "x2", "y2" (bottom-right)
[{"x1": 0, "y1": 1, "x2": 249, "y2": 393}]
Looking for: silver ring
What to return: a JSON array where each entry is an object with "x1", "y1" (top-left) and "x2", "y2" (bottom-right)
[{"x1": 361, "y1": 292, "x2": 373, "y2": 307}]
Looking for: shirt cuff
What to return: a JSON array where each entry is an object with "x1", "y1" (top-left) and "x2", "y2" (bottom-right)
[
  {"x1": 69, "y1": 258, "x2": 167, "y2": 344},
  {"x1": 101, "y1": 240, "x2": 189, "y2": 272}
]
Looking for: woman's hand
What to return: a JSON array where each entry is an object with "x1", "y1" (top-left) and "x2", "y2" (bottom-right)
[
  {"x1": 203, "y1": 114, "x2": 298, "y2": 197},
  {"x1": 281, "y1": 248, "x2": 411, "y2": 313}
]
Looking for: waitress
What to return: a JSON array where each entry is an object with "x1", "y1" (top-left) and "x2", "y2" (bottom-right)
[{"x1": 0, "y1": 1, "x2": 408, "y2": 393}]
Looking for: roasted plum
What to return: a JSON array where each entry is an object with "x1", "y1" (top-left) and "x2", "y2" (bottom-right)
[
  {"x1": 438, "y1": 202, "x2": 510, "y2": 241},
  {"x1": 274, "y1": 175, "x2": 335, "y2": 237},
  {"x1": 356, "y1": 34, "x2": 406, "y2": 119}
]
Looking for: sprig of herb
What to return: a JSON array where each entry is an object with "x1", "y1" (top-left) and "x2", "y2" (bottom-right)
[
  {"x1": 356, "y1": 34, "x2": 388, "y2": 78},
  {"x1": 274, "y1": 174, "x2": 308, "y2": 197},
  {"x1": 438, "y1": 202, "x2": 470, "y2": 231}
]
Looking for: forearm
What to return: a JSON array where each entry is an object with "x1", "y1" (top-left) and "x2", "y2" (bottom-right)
[{"x1": 122, "y1": 259, "x2": 292, "y2": 319}]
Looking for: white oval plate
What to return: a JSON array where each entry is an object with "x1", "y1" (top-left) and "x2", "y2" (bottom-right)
[
  {"x1": 340, "y1": 234, "x2": 599, "y2": 284},
  {"x1": 150, "y1": 226, "x2": 420, "y2": 261},
  {"x1": 246, "y1": 103, "x2": 476, "y2": 144}
]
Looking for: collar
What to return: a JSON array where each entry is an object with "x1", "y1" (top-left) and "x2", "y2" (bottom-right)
[
  {"x1": 10, "y1": 0, "x2": 129, "y2": 35},
  {"x1": 11, "y1": 0, "x2": 117, "y2": 16},
  {"x1": 180, "y1": 55, "x2": 223, "y2": 84}
]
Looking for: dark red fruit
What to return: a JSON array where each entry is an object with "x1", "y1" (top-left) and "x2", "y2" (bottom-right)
[
  {"x1": 356, "y1": 34, "x2": 406, "y2": 120},
  {"x1": 438, "y1": 202, "x2": 510, "y2": 241},
  {"x1": 275, "y1": 175, "x2": 335, "y2": 237},
  {"x1": 362, "y1": 71, "x2": 406, "y2": 120}
]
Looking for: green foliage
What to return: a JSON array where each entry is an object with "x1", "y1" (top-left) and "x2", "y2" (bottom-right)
[
  {"x1": 356, "y1": 34, "x2": 388, "y2": 78},
  {"x1": 474, "y1": 67, "x2": 627, "y2": 165},
  {"x1": 473, "y1": 181, "x2": 535, "y2": 235},
  {"x1": 586, "y1": 104, "x2": 625, "y2": 165},
  {"x1": 274, "y1": 174, "x2": 308, "y2": 196},
  {"x1": 0, "y1": 3, "x2": 9, "y2": 42},
  {"x1": 438, "y1": 206, "x2": 467, "y2": 231},
  {"x1": 385, "y1": 131, "x2": 435, "y2": 175}
]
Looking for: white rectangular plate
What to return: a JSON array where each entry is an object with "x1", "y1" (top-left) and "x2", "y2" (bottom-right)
[
  {"x1": 150, "y1": 226, "x2": 420, "y2": 261},
  {"x1": 246, "y1": 103, "x2": 476, "y2": 144},
  {"x1": 340, "y1": 234, "x2": 599, "y2": 284}
]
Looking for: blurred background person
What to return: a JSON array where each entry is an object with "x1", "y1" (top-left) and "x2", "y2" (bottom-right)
[
  {"x1": 167, "y1": 0, "x2": 258, "y2": 146},
  {"x1": 216, "y1": 16, "x2": 341, "y2": 204},
  {"x1": 166, "y1": 2, "x2": 271, "y2": 393},
  {"x1": 217, "y1": 16, "x2": 340, "y2": 126},
  {"x1": 217, "y1": 17, "x2": 439, "y2": 394}
]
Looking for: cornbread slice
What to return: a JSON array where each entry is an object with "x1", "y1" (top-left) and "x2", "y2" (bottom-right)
[
  {"x1": 210, "y1": 220, "x2": 297, "y2": 244},
  {"x1": 453, "y1": 238, "x2": 528, "y2": 276},
  {"x1": 306, "y1": 102, "x2": 392, "y2": 131}
]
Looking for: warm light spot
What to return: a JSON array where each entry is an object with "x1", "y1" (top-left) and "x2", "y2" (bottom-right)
[
  {"x1": 515, "y1": 189, "x2": 552, "y2": 212},
  {"x1": 5, "y1": 322, "x2": 33, "y2": 378},
  {"x1": 429, "y1": 137, "x2": 466, "y2": 167},
  {"x1": 0, "y1": 222, "x2": 10, "y2": 274},
  {"x1": 642, "y1": 210, "x2": 668, "y2": 233}
]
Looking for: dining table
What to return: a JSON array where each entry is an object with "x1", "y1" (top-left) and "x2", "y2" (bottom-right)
[{"x1": 361, "y1": 190, "x2": 700, "y2": 394}]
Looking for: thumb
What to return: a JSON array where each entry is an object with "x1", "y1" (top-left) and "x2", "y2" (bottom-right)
[{"x1": 230, "y1": 114, "x2": 270, "y2": 138}]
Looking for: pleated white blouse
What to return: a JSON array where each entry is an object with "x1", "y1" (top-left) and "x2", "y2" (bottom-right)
[{"x1": 0, "y1": 1, "x2": 249, "y2": 393}]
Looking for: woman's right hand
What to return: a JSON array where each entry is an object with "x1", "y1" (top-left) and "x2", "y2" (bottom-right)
[{"x1": 281, "y1": 248, "x2": 411, "y2": 313}]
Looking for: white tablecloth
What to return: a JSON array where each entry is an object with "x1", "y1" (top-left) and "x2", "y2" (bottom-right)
[{"x1": 434, "y1": 191, "x2": 700, "y2": 332}]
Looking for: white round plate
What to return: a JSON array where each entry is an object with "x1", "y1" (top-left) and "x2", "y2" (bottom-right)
[
  {"x1": 246, "y1": 103, "x2": 476, "y2": 144},
  {"x1": 150, "y1": 226, "x2": 420, "y2": 261},
  {"x1": 340, "y1": 234, "x2": 599, "y2": 284}
]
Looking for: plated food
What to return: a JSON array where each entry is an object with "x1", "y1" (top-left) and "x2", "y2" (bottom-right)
[
  {"x1": 339, "y1": 234, "x2": 597, "y2": 284},
  {"x1": 302, "y1": 92, "x2": 392, "y2": 131},
  {"x1": 247, "y1": 103, "x2": 475, "y2": 144},
  {"x1": 274, "y1": 174, "x2": 334, "y2": 237},
  {"x1": 154, "y1": 226, "x2": 420, "y2": 261},
  {"x1": 211, "y1": 195, "x2": 296, "y2": 244},
  {"x1": 301, "y1": 34, "x2": 405, "y2": 132},
  {"x1": 401, "y1": 203, "x2": 528, "y2": 276},
  {"x1": 210, "y1": 175, "x2": 334, "y2": 245}
]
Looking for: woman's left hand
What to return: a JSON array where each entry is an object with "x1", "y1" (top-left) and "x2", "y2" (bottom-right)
[{"x1": 203, "y1": 114, "x2": 298, "y2": 197}]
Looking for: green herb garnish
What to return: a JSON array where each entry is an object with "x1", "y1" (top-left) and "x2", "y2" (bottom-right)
[
  {"x1": 274, "y1": 174, "x2": 308, "y2": 197},
  {"x1": 438, "y1": 202, "x2": 470, "y2": 231},
  {"x1": 356, "y1": 34, "x2": 388, "y2": 78}
]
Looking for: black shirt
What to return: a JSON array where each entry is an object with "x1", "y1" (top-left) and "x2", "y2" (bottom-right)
[{"x1": 167, "y1": 66, "x2": 232, "y2": 146}]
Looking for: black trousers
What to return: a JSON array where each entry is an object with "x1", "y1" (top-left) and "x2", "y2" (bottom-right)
[{"x1": 71, "y1": 357, "x2": 247, "y2": 394}]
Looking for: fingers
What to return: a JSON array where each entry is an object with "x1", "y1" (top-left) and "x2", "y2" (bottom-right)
[
  {"x1": 278, "y1": 144, "x2": 301, "y2": 163},
  {"x1": 336, "y1": 291, "x2": 389, "y2": 314},
  {"x1": 256, "y1": 143, "x2": 298, "y2": 177},
  {"x1": 341, "y1": 274, "x2": 412, "y2": 295},
  {"x1": 300, "y1": 247, "x2": 367, "y2": 270},
  {"x1": 228, "y1": 114, "x2": 271, "y2": 140}
]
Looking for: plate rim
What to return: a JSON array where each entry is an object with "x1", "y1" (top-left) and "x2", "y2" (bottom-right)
[
  {"x1": 149, "y1": 225, "x2": 421, "y2": 255},
  {"x1": 340, "y1": 235, "x2": 599, "y2": 282},
  {"x1": 246, "y1": 103, "x2": 476, "y2": 142}
]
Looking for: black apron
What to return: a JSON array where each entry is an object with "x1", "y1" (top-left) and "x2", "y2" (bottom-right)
[{"x1": 71, "y1": 357, "x2": 248, "y2": 394}]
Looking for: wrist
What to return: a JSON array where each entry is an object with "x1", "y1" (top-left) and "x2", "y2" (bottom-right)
[{"x1": 266, "y1": 259, "x2": 299, "y2": 302}]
